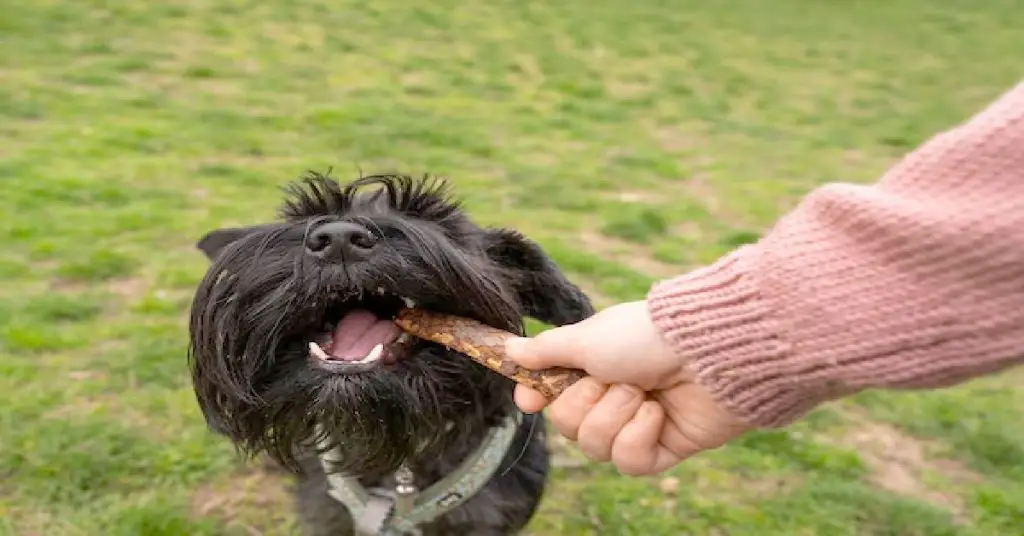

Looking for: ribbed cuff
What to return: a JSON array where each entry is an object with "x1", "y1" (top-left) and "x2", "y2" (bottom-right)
[{"x1": 645, "y1": 246, "x2": 840, "y2": 428}]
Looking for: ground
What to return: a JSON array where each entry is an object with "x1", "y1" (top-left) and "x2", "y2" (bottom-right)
[{"x1": 1, "y1": 1, "x2": 1022, "y2": 534}]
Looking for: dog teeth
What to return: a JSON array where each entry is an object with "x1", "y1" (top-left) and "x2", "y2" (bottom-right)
[
  {"x1": 396, "y1": 333, "x2": 411, "y2": 345},
  {"x1": 309, "y1": 342, "x2": 330, "y2": 360},
  {"x1": 401, "y1": 296, "x2": 416, "y2": 308},
  {"x1": 376, "y1": 286, "x2": 386, "y2": 295},
  {"x1": 358, "y1": 343, "x2": 384, "y2": 364}
]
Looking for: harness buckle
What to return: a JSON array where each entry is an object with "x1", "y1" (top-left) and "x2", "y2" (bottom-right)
[{"x1": 393, "y1": 464, "x2": 418, "y2": 516}]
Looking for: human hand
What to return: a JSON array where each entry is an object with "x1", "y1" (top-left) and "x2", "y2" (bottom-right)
[{"x1": 505, "y1": 301, "x2": 751, "y2": 475}]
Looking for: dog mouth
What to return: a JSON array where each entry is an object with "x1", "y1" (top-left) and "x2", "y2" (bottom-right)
[{"x1": 307, "y1": 289, "x2": 417, "y2": 373}]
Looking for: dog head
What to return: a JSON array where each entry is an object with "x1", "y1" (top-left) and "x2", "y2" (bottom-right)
[{"x1": 188, "y1": 173, "x2": 593, "y2": 477}]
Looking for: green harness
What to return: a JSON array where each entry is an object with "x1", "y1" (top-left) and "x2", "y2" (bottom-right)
[{"x1": 317, "y1": 412, "x2": 522, "y2": 535}]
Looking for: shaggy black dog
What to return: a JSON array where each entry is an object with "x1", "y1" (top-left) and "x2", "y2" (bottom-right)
[{"x1": 188, "y1": 173, "x2": 594, "y2": 535}]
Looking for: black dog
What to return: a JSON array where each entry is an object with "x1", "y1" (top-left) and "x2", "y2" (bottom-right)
[{"x1": 188, "y1": 173, "x2": 594, "y2": 535}]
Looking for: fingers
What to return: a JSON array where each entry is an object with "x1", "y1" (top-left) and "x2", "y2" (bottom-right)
[
  {"x1": 513, "y1": 384, "x2": 550, "y2": 414},
  {"x1": 654, "y1": 387, "x2": 749, "y2": 458},
  {"x1": 544, "y1": 385, "x2": 680, "y2": 476},
  {"x1": 545, "y1": 377, "x2": 608, "y2": 441},
  {"x1": 506, "y1": 323, "x2": 588, "y2": 414},
  {"x1": 576, "y1": 385, "x2": 644, "y2": 462},
  {"x1": 504, "y1": 324, "x2": 586, "y2": 371},
  {"x1": 611, "y1": 401, "x2": 679, "y2": 475}
]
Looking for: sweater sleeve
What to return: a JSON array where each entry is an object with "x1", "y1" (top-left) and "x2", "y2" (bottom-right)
[{"x1": 646, "y1": 81, "x2": 1024, "y2": 428}]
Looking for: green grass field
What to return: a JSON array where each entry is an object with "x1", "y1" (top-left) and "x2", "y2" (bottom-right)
[{"x1": 2, "y1": 1, "x2": 1023, "y2": 534}]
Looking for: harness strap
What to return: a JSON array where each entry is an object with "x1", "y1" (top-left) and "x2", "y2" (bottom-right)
[{"x1": 318, "y1": 412, "x2": 522, "y2": 535}]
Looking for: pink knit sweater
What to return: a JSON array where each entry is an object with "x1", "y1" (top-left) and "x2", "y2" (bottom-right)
[{"x1": 646, "y1": 81, "x2": 1024, "y2": 428}]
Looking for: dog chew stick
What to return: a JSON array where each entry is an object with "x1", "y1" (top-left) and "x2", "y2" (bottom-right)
[{"x1": 393, "y1": 308, "x2": 585, "y2": 399}]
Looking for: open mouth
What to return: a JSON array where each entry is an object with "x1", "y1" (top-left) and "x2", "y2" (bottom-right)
[{"x1": 307, "y1": 288, "x2": 417, "y2": 373}]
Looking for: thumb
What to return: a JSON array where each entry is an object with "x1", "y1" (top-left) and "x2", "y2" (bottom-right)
[{"x1": 505, "y1": 324, "x2": 587, "y2": 371}]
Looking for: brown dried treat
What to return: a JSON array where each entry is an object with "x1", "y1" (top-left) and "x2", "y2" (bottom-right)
[{"x1": 394, "y1": 308, "x2": 585, "y2": 399}]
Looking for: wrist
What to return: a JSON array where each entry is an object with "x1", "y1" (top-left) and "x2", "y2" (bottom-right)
[{"x1": 645, "y1": 246, "x2": 836, "y2": 428}]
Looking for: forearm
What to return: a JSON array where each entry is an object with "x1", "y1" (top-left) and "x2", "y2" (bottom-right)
[{"x1": 647, "y1": 82, "x2": 1024, "y2": 428}]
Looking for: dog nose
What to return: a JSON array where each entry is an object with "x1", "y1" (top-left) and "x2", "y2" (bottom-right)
[{"x1": 305, "y1": 222, "x2": 378, "y2": 262}]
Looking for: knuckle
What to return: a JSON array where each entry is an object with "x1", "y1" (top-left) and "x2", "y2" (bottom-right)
[
  {"x1": 614, "y1": 455, "x2": 651, "y2": 476},
  {"x1": 667, "y1": 435, "x2": 704, "y2": 459},
  {"x1": 579, "y1": 442, "x2": 611, "y2": 462},
  {"x1": 675, "y1": 416, "x2": 730, "y2": 452}
]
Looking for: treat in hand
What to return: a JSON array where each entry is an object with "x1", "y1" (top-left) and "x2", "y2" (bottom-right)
[{"x1": 393, "y1": 308, "x2": 585, "y2": 399}]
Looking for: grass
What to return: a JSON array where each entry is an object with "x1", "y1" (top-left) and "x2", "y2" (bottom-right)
[{"x1": 2, "y1": 1, "x2": 1022, "y2": 534}]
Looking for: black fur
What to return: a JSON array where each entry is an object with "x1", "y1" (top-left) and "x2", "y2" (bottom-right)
[{"x1": 188, "y1": 172, "x2": 594, "y2": 534}]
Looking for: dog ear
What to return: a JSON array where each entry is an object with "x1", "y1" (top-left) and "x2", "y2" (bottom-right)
[
  {"x1": 196, "y1": 225, "x2": 268, "y2": 262},
  {"x1": 483, "y1": 229, "x2": 595, "y2": 326}
]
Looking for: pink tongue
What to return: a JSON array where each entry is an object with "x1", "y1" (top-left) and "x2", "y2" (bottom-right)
[{"x1": 330, "y1": 310, "x2": 402, "y2": 361}]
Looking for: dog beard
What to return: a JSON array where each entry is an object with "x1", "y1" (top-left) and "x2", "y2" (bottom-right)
[
  {"x1": 242, "y1": 342, "x2": 512, "y2": 478},
  {"x1": 188, "y1": 173, "x2": 594, "y2": 479}
]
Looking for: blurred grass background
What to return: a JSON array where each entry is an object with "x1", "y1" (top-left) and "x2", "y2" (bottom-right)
[{"x1": 1, "y1": 1, "x2": 1022, "y2": 534}]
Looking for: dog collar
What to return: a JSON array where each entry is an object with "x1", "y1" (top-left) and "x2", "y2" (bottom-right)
[{"x1": 317, "y1": 411, "x2": 523, "y2": 535}]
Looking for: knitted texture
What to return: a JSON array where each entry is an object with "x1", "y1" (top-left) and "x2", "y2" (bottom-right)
[{"x1": 646, "y1": 81, "x2": 1024, "y2": 428}]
